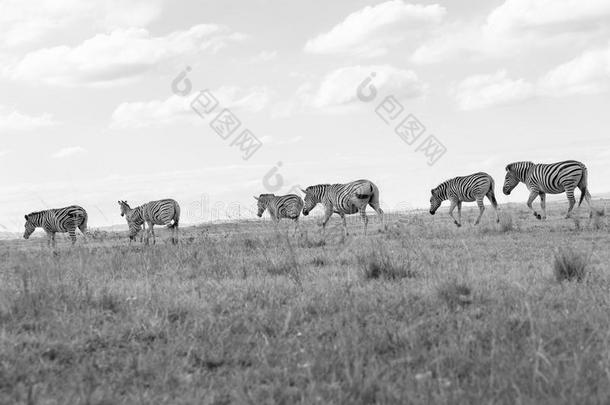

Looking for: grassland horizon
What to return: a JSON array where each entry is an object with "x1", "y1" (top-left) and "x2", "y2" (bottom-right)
[{"x1": 1, "y1": 199, "x2": 609, "y2": 404}]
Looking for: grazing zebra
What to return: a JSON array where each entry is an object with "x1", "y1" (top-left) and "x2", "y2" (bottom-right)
[
  {"x1": 23, "y1": 205, "x2": 88, "y2": 247},
  {"x1": 301, "y1": 179, "x2": 383, "y2": 236},
  {"x1": 503, "y1": 160, "x2": 592, "y2": 220},
  {"x1": 118, "y1": 200, "x2": 146, "y2": 242},
  {"x1": 140, "y1": 199, "x2": 181, "y2": 245},
  {"x1": 254, "y1": 193, "x2": 304, "y2": 234},
  {"x1": 429, "y1": 172, "x2": 500, "y2": 227}
]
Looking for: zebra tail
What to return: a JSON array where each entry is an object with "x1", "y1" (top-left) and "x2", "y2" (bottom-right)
[{"x1": 578, "y1": 165, "x2": 589, "y2": 207}]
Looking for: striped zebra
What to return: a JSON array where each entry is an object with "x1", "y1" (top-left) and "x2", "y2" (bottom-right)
[
  {"x1": 503, "y1": 160, "x2": 592, "y2": 220},
  {"x1": 301, "y1": 179, "x2": 383, "y2": 236},
  {"x1": 118, "y1": 200, "x2": 146, "y2": 242},
  {"x1": 254, "y1": 193, "x2": 304, "y2": 234},
  {"x1": 140, "y1": 199, "x2": 181, "y2": 245},
  {"x1": 23, "y1": 205, "x2": 88, "y2": 247},
  {"x1": 429, "y1": 172, "x2": 499, "y2": 227}
]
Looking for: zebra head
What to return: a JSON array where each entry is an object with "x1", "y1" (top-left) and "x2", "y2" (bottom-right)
[
  {"x1": 118, "y1": 200, "x2": 131, "y2": 217},
  {"x1": 301, "y1": 186, "x2": 324, "y2": 216},
  {"x1": 23, "y1": 214, "x2": 36, "y2": 239},
  {"x1": 429, "y1": 187, "x2": 443, "y2": 215},
  {"x1": 254, "y1": 194, "x2": 274, "y2": 217},
  {"x1": 503, "y1": 162, "x2": 533, "y2": 195}
]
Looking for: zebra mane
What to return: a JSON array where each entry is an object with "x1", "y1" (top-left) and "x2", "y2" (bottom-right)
[{"x1": 25, "y1": 210, "x2": 46, "y2": 219}]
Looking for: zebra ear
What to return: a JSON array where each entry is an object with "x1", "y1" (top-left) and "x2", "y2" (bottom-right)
[
  {"x1": 505, "y1": 165, "x2": 510, "y2": 171},
  {"x1": 253, "y1": 196, "x2": 259, "y2": 201},
  {"x1": 430, "y1": 189, "x2": 434, "y2": 194},
  {"x1": 24, "y1": 215, "x2": 28, "y2": 220},
  {"x1": 300, "y1": 188, "x2": 307, "y2": 194}
]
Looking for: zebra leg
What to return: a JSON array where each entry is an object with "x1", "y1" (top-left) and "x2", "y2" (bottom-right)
[
  {"x1": 457, "y1": 201, "x2": 463, "y2": 226},
  {"x1": 474, "y1": 198, "x2": 485, "y2": 225},
  {"x1": 360, "y1": 209, "x2": 368, "y2": 236},
  {"x1": 320, "y1": 207, "x2": 333, "y2": 236},
  {"x1": 293, "y1": 217, "x2": 299, "y2": 237},
  {"x1": 527, "y1": 191, "x2": 542, "y2": 220},
  {"x1": 69, "y1": 227, "x2": 77, "y2": 245},
  {"x1": 539, "y1": 193, "x2": 547, "y2": 220},
  {"x1": 487, "y1": 192, "x2": 500, "y2": 223},
  {"x1": 78, "y1": 224, "x2": 88, "y2": 243},
  {"x1": 339, "y1": 213, "x2": 349, "y2": 237},
  {"x1": 448, "y1": 200, "x2": 461, "y2": 227},
  {"x1": 565, "y1": 187, "x2": 576, "y2": 219}
]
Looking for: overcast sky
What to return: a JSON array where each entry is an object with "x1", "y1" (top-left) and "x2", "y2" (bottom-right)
[{"x1": 1, "y1": 0, "x2": 609, "y2": 231}]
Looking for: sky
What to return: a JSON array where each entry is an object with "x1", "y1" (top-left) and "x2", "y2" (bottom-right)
[{"x1": 1, "y1": 0, "x2": 609, "y2": 232}]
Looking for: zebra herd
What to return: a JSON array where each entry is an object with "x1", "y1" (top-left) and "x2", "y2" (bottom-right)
[{"x1": 22, "y1": 160, "x2": 594, "y2": 247}]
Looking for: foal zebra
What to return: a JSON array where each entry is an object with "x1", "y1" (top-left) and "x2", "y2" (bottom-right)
[
  {"x1": 254, "y1": 194, "x2": 304, "y2": 234},
  {"x1": 301, "y1": 179, "x2": 383, "y2": 236},
  {"x1": 118, "y1": 201, "x2": 146, "y2": 242},
  {"x1": 503, "y1": 160, "x2": 592, "y2": 220},
  {"x1": 141, "y1": 199, "x2": 181, "y2": 245},
  {"x1": 429, "y1": 172, "x2": 499, "y2": 227},
  {"x1": 23, "y1": 205, "x2": 88, "y2": 247}
]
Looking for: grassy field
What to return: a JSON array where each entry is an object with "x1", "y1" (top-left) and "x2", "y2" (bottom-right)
[{"x1": 1, "y1": 201, "x2": 609, "y2": 404}]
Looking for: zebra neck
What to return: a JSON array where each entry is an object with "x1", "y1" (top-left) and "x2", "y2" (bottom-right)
[
  {"x1": 28, "y1": 213, "x2": 44, "y2": 226},
  {"x1": 314, "y1": 185, "x2": 330, "y2": 200}
]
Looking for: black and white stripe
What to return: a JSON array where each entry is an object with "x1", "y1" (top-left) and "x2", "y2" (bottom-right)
[
  {"x1": 254, "y1": 193, "x2": 304, "y2": 234},
  {"x1": 301, "y1": 179, "x2": 383, "y2": 236},
  {"x1": 118, "y1": 200, "x2": 146, "y2": 242},
  {"x1": 503, "y1": 160, "x2": 592, "y2": 220},
  {"x1": 141, "y1": 199, "x2": 181, "y2": 244},
  {"x1": 23, "y1": 205, "x2": 88, "y2": 247},
  {"x1": 429, "y1": 172, "x2": 499, "y2": 227}
]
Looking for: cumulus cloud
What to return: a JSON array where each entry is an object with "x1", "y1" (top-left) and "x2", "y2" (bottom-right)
[
  {"x1": 454, "y1": 70, "x2": 535, "y2": 110},
  {"x1": 539, "y1": 45, "x2": 610, "y2": 96},
  {"x1": 455, "y1": 46, "x2": 610, "y2": 110},
  {"x1": 305, "y1": 1, "x2": 445, "y2": 57},
  {"x1": 4, "y1": 25, "x2": 247, "y2": 86},
  {"x1": 274, "y1": 65, "x2": 426, "y2": 116},
  {"x1": 485, "y1": 0, "x2": 610, "y2": 35},
  {"x1": 411, "y1": 0, "x2": 610, "y2": 64},
  {"x1": 111, "y1": 86, "x2": 273, "y2": 129},
  {"x1": 0, "y1": 0, "x2": 163, "y2": 48},
  {"x1": 52, "y1": 146, "x2": 86, "y2": 159},
  {"x1": 0, "y1": 106, "x2": 57, "y2": 131}
]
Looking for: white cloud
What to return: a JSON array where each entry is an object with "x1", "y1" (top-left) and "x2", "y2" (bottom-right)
[
  {"x1": 0, "y1": 150, "x2": 9, "y2": 157},
  {"x1": 304, "y1": 65, "x2": 426, "y2": 112},
  {"x1": 4, "y1": 25, "x2": 247, "y2": 86},
  {"x1": 454, "y1": 70, "x2": 535, "y2": 110},
  {"x1": 0, "y1": 106, "x2": 57, "y2": 131},
  {"x1": 539, "y1": 45, "x2": 610, "y2": 96},
  {"x1": 304, "y1": 1, "x2": 445, "y2": 57},
  {"x1": 455, "y1": 47, "x2": 610, "y2": 110},
  {"x1": 0, "y1": 0, "x2": 163, "y2": 48},
  {"x1": 111, "y1": 86, "x2": 273, "y2": 129},
  {"x1": 411, "y1": 0, "x2": 610, "y2": 64},
  {"x1": 52, "y1": 146, "x2": 86, "y2": 159},
  {"x1": 485, "y1": 0, "x2": 610, "y2": 35}
]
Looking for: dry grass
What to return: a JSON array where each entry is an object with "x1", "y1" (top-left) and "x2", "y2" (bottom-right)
[{"x1": 0, "y1": 200, "x2": 609, "y2": 404}]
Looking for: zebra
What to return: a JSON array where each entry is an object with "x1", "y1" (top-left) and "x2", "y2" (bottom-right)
[
  {"x1": 254, "y1": 193, "x2": 304, "y2": 234},
  {"x1": 503, "y1": 160, "x2": 592, "y2": 220},
  {"x1": 301, "y1": 179, "x2": 383, "y2": 236},
  {"x1": 429, "y1": 172, "x2": 500, "y2": 227},
  {"x1": 118, "y1": 200, "x2": 146, "y2": 242},
  {"x1": 140, "y1": 199, "x2": 181, "y2": 245},
  {"x1": 23, "y1": 205, "x2": 88, "y2": 247}
]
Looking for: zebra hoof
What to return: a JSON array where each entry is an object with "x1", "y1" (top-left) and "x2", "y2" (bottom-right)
[
  {"x1": 454, "y1": 221, "x2": 461, "y2": 228},
  {"x1": 534, "y1": 213, "x2": 542, "y2": 220}
]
